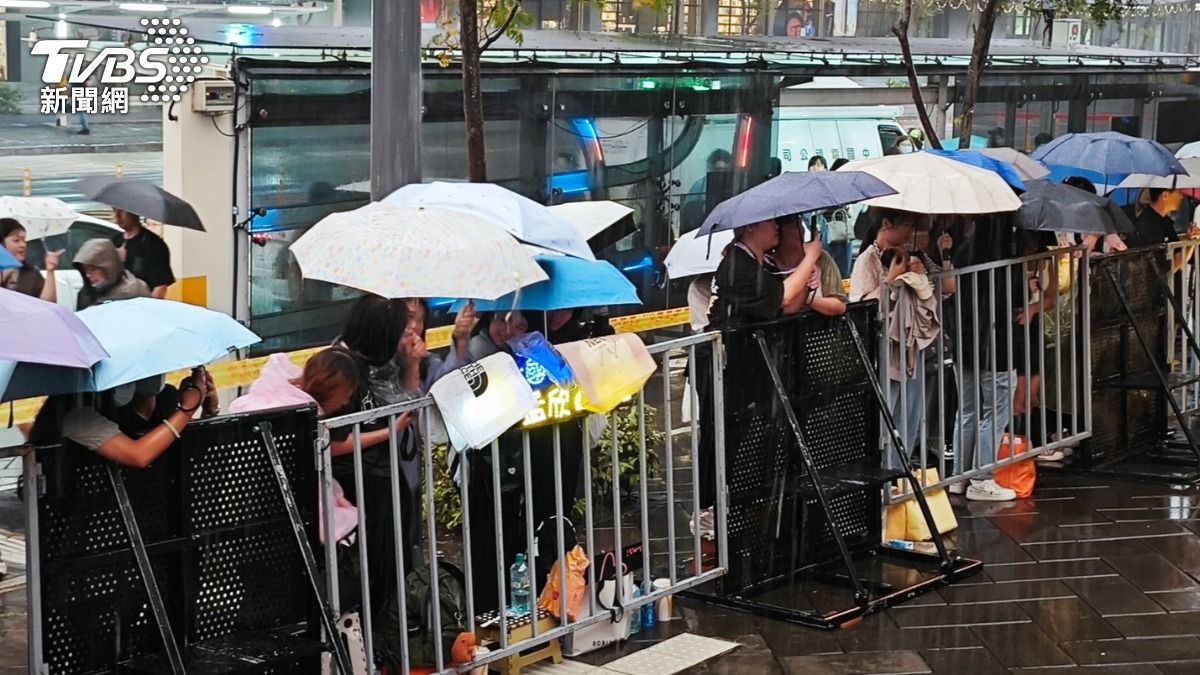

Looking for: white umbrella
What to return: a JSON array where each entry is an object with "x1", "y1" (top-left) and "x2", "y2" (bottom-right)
[
  {"x1": 0, "y1": 196, "x2": 84, "y2": 239},
  {"x1": 290, "y1": 203, "x2": 548, "y2": 300},
  {"x1": 848, "y1": 153, "x2": 1023, "y2": 214},
  {"x1": 383, "y1": 182, "x2": 595, "y2": 260},
  {"x1": 547, "y1": 201, "x2": 635, "y2": 243},
  {"x1": 665, "y1": 228, "x2": 734, "y2": 279},
  {"x1": 977, "y1": 147, "x2": 1051, "y2": 182},
  {"x1": 1177, "y1": 141, "x2": 1200, "y2": 159},
  {"x1": 1115, "y1": 157, "x2": 1200, "y2": 190}
]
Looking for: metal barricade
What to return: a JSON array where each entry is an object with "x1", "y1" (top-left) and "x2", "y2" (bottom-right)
[
  {"x1": 879, "y1": 247, "x2": 1093, "y2": 497},
  {"x1": 317, "y1": 332, "x2": 727, "y2": 675},
  {"x1": 1167, "y1": 239, "x2": 1200, "y2": 416}
]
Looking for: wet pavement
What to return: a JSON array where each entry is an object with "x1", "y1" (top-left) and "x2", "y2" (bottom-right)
[{"x1": 8, "y1": 471, "x2": 1200, "y2": 673}]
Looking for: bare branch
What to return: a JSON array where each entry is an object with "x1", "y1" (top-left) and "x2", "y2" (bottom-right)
[
  {"x1": 892, "y1": 0, "x2": 941, "y2": 149},
  {"x1": 482, "y1": 0, "x2": 523, "y2": 51}
]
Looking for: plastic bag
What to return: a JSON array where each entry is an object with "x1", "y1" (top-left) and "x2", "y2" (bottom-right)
[
  {"x1": 508, "y1": 331, "x2": 574, "y2": 389},
  {"x1": 429, "y1": 353, "x2": 536, "y2": 451},
  {"x1": 538, "y1": 545, "x2": 590, "y2": 621},
  {"x1": 996, "y1": 434, "x2": 1036, "y2": 498}
]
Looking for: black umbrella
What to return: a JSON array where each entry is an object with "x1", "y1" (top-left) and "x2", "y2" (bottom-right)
[
  {"x1": 1018, "y1": 179, "x2": 1134, "y2": 236},
  {"x1": 74, "y1": 176, "x2": 205, "y2": 231}
]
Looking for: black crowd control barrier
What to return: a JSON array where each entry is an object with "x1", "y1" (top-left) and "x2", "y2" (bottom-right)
[
  {"x1": 688, "y1": 302, "x2": 980, "y2": 628},
  {"x1": 26, "y1": 406, "x2": 345, "y2": 675}
]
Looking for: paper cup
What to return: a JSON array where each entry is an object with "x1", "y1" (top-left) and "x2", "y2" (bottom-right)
[
  {"x1": 653, "y1": 578, "x2": 673, "y2": 621},
  {"x1": 471, "y1": 646, "x2": 490, "y2": 675}
]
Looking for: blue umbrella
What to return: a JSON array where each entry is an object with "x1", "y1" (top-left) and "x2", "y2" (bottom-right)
[
  {"x1": 450, "y1": 255, "x2": 640, "y2": 312},
  {"x1": 0, "y1": 247, "x2": 18, "y2": 270},
  {"x1": 2, "y1": 298, "x2": 260, "y2": 401},
  {"x1": 1032, "y1": 131, "x2": 1186, "y2": 183},
  {"x1": 697, "y1": 171, "x2": 897, "y2": 236},
  {"x1": 926, "y1": 149, "x2": 1026, "y2": 191}
]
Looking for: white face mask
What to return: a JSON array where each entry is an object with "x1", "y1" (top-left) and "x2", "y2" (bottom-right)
[
  {"x1": 897, "y1": 144, "x2": 913, "y2": 154},
  {"x1": 112, "y1": 384, "x2": 136, "y2": 407}
]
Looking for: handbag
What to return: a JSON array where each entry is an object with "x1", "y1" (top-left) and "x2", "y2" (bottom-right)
[
  {"x1": 562, "y1": 551, "x2": 633, "y2": 657},
  {"x1": 556, "y1": 335, "x2": 656, "y2": 415}
]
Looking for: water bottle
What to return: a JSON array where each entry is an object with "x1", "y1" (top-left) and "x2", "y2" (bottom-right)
[
  {"x1": 510, "y1": 553, "x2": 531, "y2": 616},
  {"x1": 630, "y1": 585, "x2": 643, "y2": 634}
]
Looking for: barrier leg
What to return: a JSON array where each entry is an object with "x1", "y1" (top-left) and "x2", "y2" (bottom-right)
[
  {"x1": 258, "y1": 422, "x2": 353, "y2": 675},
  {"x1": 107, "y1": 464, "x2": 186, "y2": 675}
]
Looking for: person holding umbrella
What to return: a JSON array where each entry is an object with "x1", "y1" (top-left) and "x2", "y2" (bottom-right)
[
  {"x1": 111, "y1": 209, "x2": 176, "y2": 299},
  {"x1": 1, "y1": 218, "x2": 62, "y2": 303}
]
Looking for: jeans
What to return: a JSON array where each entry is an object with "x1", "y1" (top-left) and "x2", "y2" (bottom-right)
[
  {"x1": 76, "y1": 112, "x2": 89, "y2": 132},
  {"x1": 888, "y1": 374, "x2": 924, "y2": 458},
  {"x1": 954, "y1": 368, "x2": 1016, "y2": 481}
]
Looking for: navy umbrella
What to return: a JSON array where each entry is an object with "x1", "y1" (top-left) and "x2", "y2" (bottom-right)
[
  {"x1": 1018, "y1": 179, "x2": 1135, "y2": 236},
  {"x1": 1031, "y1": 132, "x2": 1186, "y2": 183},
  {"x1": 697, "y1": 171, "x2": 896, "y2": 236}
]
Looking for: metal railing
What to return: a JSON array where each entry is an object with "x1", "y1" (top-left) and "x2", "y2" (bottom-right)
[
  {"x1": 316, "y1": 332, "x2": 727, "y2": 674},
  {"x1": 1166, "y1": 239, "x2": 1200, "y2": 416},
  {"x1": 878, "y1": 246, "x2": 1093, "y2": 497}
]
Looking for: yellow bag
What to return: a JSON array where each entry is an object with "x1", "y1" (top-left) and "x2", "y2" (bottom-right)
[
  {"x1": 885, "y1": 469, "x2": 958, "y2": 542},
  {"x1": 556, "y1": 335, "x2": 656, "y2": 415}
]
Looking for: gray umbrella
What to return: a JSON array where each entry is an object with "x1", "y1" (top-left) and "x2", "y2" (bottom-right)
[
  {"x1": 1018, "y1": 179, "x2": 1134, "y2": 236},
  {"x1": 74, "y1": 176, "x2": 205, "y2": 231},
  {"x1": 697, "y1": 171, "x2": 897, "y2": 236}
]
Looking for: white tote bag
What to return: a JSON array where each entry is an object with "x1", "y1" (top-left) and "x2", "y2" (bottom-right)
[
  {"x1": 429, "y1": 353, "x2": 535, "y2": 451},
  {"x1": 563, "y1": 553, "x2": 634, "y2": 657}
]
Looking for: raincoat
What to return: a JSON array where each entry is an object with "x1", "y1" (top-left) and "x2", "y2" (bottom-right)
[
  {"x1": 229, "y1": 353, "x2": 358, "y2": 544},
  {"x1": 73, "y1": 238, "x2": 150, "y2": 310}
]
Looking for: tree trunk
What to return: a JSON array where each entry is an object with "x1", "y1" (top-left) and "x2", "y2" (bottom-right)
[
  {"x1": 892, "y1": 0, "x2": 941, "y2": 149},
  {"x1": 460, "y1": 0, "x2": 488, "y2": 182},
  {"x1": 958, "y1": 0, "x2": 1002, "y2": 142}
]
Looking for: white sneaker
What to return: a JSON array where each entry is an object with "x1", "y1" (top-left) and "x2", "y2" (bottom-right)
[
  {"x1": 1037, "y1": 449, "x2": 1067, "y2": 462},
  {"x1": 947, "y1": 481, "x2": 967, "y2": 495},
  {"x1": 966, "y1": 479, "x2": 1017, "y2": 502}
]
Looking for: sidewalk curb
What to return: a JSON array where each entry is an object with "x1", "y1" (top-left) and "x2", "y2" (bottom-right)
[{"x1": 0, "y1": 142, "x2": 163, "y2": 157}]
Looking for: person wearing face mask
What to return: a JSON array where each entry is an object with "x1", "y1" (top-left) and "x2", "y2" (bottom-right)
[
  {"x1": 29, "y1": 369, "x2": 213, "y2": 469},
  {"x1": 72, "y1": 238, "x2": 151, "y2": 311},
  {"x1": 888, "y1": 137, "x2": 915, "y2": 155},
  {"x1": 1, "y1": 218, "x2": 62, "y2": 303}
]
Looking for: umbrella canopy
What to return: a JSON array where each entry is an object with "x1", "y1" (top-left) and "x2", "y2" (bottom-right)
[
  {"x1": 450, "y1": 255, "x2": 640, "y2": 312},
  {"x1": 0, "y1": 247, "x2": 17, "y2": 270},
  {"x1": 927, "y1": 149, "x2": 1026, "y2": 191},
  {"x1": 977, "y1": 148, "x2": 1051, "y2": 182},
  {"x1": 1018, "y1": 179, "x2": 1135, "y2": 236},
  {"x1": 665, "y1": 227, "x2": 734, "y2": 279},
  {"x1": 0, "y1": 287, "x2": 108, "y2": 368},
  {"x1": 1, "y1": 298, "x2": 259, "y2": 401},
  {"x1": 697, "y1": 171, "x2": 896, "y2": 236},
  {"x1": 383, "y1": 182, "x2": 595, "y2": 260},
  {"x1": 74, "y1": 176, "x2": 205, "y2": 231},
  {"x1": 0, "y1": 196, "x2": 83, "y2": 240},
  {"x1": 850, "y1": 153, "x2": 1023, "y2": 214},
  {"x1": 1031, "y1": 132, "x2": 1186, "y2": 182},
  {"x1": 1176, "y1": 141, "x2": 1200, "y2": 160},
  {"x1": 1114, "y1": 157, "x2": 1200, "y2": 191},
  {"x1": 547, "y1": 201, "x2": 637, "y2": 252},
  {"x1": 291, "y1": 203, "x2": 548, "y2": 300}
]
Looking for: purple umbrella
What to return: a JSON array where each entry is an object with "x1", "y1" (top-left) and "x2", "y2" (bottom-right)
[
  {"x1": 0, "y1": 288, "x2": 108, "y2": 368},
  {"x1": 697, "y1": 171, "x2": 897, "y2": 236}
]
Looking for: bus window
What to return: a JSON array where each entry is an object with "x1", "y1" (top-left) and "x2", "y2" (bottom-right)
[{"x1": 878, "y1": 125, "x2": 904, "y2": 154}]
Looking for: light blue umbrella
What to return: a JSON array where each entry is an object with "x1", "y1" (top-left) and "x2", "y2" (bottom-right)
[
  {"x1": 927, "y1": 149, "x2": 1026, "y2": 191},
  {"x1": 450, "y1": 255, "x2": 640, "y2": 312},
  {"x1": 0, "y1": 247, "x2": 18, "y2": 270},
  {"x1": 1032, "y1": 131, "x2": 1187, "y2": 183},
  {"x1": 2, "y1": 298, "x2": 260, "y2": 401},
  {"x1": 383, "y1": 182, "x2": 595, "y2": 260}
]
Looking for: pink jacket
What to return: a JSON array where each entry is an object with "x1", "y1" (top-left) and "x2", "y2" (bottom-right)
[{"x1": 230, "y1": 354, "x2": 358, "y2": 544}]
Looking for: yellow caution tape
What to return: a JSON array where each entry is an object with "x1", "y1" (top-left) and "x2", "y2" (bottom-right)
[{"x1": 7, "y1": 310, "x2": 688, "y2": 427}]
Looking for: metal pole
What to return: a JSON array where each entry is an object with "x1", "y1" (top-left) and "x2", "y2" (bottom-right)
[{"x1": 371, "y1": 0, "x2": 423, "y2": 200}]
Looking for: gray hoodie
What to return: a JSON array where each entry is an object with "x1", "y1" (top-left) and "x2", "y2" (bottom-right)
[{"x1": 73, "y1": 238, "x2": 151, "y2": 311}]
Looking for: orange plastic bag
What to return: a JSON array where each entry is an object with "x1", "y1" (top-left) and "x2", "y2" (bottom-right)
[
  {"x1": 538, "y1": 545, "x2": 590, "y2": 621},
  {"x1": 995, "y1": 434, "x2": 1036, "y2": 498}
]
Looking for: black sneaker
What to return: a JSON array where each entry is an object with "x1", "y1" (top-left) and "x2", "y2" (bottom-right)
[{"x1": 77, "y1": 128, "x2": 90, "y2": 135}]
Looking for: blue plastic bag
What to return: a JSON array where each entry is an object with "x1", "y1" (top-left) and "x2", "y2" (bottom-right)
[{"x1": 508, "y1": 331, "x2": 574, "y2": 390}]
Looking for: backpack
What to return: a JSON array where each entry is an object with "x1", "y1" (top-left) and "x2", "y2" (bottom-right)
[{"x1": 375, "y1": 558, "x2": 468, "y2": 669}]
